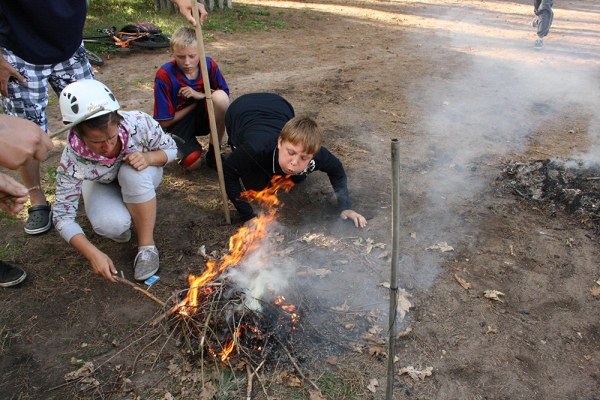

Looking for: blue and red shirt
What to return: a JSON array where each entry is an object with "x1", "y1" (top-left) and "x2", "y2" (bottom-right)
[{"x1": 153, "y1": 57, "x2": 229, "y2": 121}]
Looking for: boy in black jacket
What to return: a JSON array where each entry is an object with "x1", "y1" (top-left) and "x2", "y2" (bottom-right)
[{"x1": 223, "y1": 92, "x2": 366, "y2": 228}]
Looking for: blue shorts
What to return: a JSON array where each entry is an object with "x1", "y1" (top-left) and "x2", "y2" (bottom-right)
[{"x1": 0, "y1": 44, "x2": 95, "y2": 133}]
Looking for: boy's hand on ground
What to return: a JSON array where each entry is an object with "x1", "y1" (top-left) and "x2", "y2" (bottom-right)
[
  {"x1": 178, "y1": 86, "x2": 205, "y2": 100},
  {"x1": 88, "y1": 250, "x2": 117, "y2": 282},
  {"x1": 341, "y1": 210, "x2": 368, "y2": 228},
  {"x1": 0, "y1": 173, "x2": 28, "y2": 216},
  {"x1": 123, "y1": 152, "x2": 149, "y2": 171}
]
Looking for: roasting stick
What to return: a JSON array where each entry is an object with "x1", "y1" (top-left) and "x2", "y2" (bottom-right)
[
  {"x1": 113, "y1": 274, "x2": 166, "y2": 307},
  {"x1": 190, "y1": 0, "x2": 231, "y2": 224}
]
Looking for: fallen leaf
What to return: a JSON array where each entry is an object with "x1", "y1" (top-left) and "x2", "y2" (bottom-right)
[
  {"x1": 197, "y1": 245, "x2": 207, "y2": 258},
  {"x1": 410, "y1": 232, "x2": 417, "y2": 238},
  {"x1": 199, "y1": 381, "x2": 217, "y2": 400},
  {"x1": 378, "y1": 251, "x2": 390, "y2": 259},
  {"x1": 313, "y1": 268, "x2": 332, "y2": 278},
  {"x1": 484, "y1": 290, "x2": 505, "y2": 303},
  {"x1": 278, "y1": 247, "x2": 294, "y2": 255},
  {"x1": 326, "y1": 356, "x2": 338, "y2": 365},
  {"x1": 369, "y1": 325, "x2": 383, "y2": 335},
  {"x1": 282, "y1": 372, "x2": 303, "y2": 387},
  {"x1": 366, "y1": 244, "x2": 373, "y2": 254},
  {"x1": 584, "y1": 355, "x2": 592, "y2": 361},
  {"x1": 165, "y1": 393, "x2": 175, "y2": 400},
  {"x1": 398, "y1": 366, "x2": 433, "y2": 381},
  {"x1": 368, "y1": 346, "x2": 387, "y2": 357},
  {"x1": 396, "y1": 327, "x2": 412, "y2": 339},
  {"x1": 309, "y1": 389, "x2": 327, "y2": 400},
  {"x1": 64, "y1": 362, "x2": 94, "y2": 381},
  {"x1": 367, "y1": 377, "x2": 379, "y2": 393},
  {"x1": 361, "y1": 333, "x2": 386, "y2": 345},
  {"x1": 274, "y1": 232, "x2": 285, "y2": 243},
  {"x1": 485, "y1": 326, "x2": 499, "y2": 335},
  {"x1": 331, "y1": 300, "x2": 349, "y2": 312},
  {"x1": 351, "y1": 343, "x2": 364, "y2": 353},
  {"x1": 426, "y1": 242, "x2": 454, "y2": 252},
  {"x1": 591, "y1": 286, "x2": 600, "y2": 297},
  {"x1": 454, "y1": 274, "x2": 472, "y2": 290},
  {"x1": 344, "y1": 323, "x2": 356, "y2": 330},
  {"x1": 398, "y1": 288, "x2": 413, "y2": 320},
  {"x1": 378, "y1": 281, "x2": 391, "y2": 288}
]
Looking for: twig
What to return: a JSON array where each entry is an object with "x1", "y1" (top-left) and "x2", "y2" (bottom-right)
[
  {"x1": 274, "y1": 336, "x2": 320, "y2": 391},
  {"x1": 113, "y1": 275, "x2": 165, "y2": 307},
  {"x1": 246, "y1": 363, "x2": 253, "y2": 400},
  {"x1": 249, "y1": 360, "x2": 269, "y2": 400},
  {"x1": 131, "y1": 333, "x2": 163, "y2": 375}
]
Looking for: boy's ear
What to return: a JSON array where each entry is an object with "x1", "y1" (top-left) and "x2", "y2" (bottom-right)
[{"x1": 277, "y1": 136, "x2": 282, "y2": 148}]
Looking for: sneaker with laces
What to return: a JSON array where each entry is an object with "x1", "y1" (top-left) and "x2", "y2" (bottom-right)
[
  {"x1": 0, "y1": 260, "x2": 27, "y2": 287},
  {"x1": 534, "y1": 39, "x2": 543, "y2": 49},
  {"x1": 112, "y1": 229, "x2": 131, "y2": 243},
  {"x1": 134, "y1": 245, "x2": 159, "y2": 281}
]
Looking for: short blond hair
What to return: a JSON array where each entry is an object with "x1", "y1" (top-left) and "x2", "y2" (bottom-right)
[
  {"x1": 170, "y1": 27, "x2": 196, "y2": 51},
  {"x1": 280, "y1": 116, "x2": 323, "y2": 155}
]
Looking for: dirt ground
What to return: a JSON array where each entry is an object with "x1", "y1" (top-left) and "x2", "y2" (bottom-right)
[{"x1": 1, "y1": 0, "x2": 600, "y2": 399}]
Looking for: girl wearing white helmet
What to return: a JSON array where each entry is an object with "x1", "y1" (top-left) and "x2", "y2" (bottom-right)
[{"x1": 53, "y1": 80, "x2": 178, "y2": 282}]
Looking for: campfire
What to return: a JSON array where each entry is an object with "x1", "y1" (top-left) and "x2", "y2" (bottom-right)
[{"x1": 154, "y1": 176, "x2": 301, "y2": 366}]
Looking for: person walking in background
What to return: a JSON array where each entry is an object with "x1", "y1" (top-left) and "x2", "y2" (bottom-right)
[
  {"x1": 532, "y1": 0, "x2": 554, "y2": 49},
  {"x1": 0, "y1": 115, "x2": 53, "y2": 286}
]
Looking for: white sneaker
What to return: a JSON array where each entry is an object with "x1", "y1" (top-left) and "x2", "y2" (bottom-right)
[
  {"x1": 112, "y1": 230, "x2": 131, "y2": 243},
  {"x1": 134, "y1": 246, "x2": 159, "y2": 281}
]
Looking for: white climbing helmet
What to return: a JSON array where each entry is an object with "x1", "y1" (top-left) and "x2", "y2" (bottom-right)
[{"x1": 59, "y1": 79, "x2": 120, "y2": 123}]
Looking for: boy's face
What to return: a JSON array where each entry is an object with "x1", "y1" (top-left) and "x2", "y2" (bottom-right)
[
  {"x1": 172, "y1": 44, "x2": 200, "y2": 75},
  {"x1": 277, "y1": 137, "x2": 314, "y2": 175},
  {"x1": 81, "y1": 122, "x2": 121, "y2": 158}
]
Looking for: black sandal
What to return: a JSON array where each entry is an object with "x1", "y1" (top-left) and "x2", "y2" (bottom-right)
[{"x1": 24, "y1": 202, "x2": 52, "y2": 235}]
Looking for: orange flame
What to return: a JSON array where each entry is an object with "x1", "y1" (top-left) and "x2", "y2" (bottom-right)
[{"x1": 181, "y1": 176, "x2": 295, "y2": 313}]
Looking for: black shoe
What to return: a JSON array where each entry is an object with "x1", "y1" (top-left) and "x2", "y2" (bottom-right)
[
  {"x1": 205, "y1": 145, "x2": 225, "y2": 170},
  {"x1": 0, "y1": 261, "x2": 27, "y2": 287}
]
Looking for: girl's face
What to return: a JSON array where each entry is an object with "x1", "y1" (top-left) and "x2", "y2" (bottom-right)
[
  {"x1": 277, "y1": 137, "x2": 313, "y2": 175},
  {"x1": 81, "y1": 122, "x2": 121, "y2": 158},
  {"x1": 172, "y1": 44, "x2": 200, "y2": 77}
]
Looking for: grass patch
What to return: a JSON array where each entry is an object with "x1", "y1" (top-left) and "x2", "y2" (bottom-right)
[{"x1": 318, "y1": 369, "x2": 358, "y2": 399}]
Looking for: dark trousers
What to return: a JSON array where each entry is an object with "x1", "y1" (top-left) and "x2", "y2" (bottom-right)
[{"x1": 534, "y1": 0, "x2": 554, "y2": 38}]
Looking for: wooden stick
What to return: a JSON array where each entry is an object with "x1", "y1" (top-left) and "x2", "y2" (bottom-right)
[
  {"x1": 190, "y1": 0, "x2": 231, "y2": 224},
  {"x1": 113, "y1": 275, "x2": 165, "y2": 307},
  {"x1": 49, "y1": 107, "x2": 106, "y2": 139},
  {"x1": 246, "y1": 363, "x2": 253, "y2": 400}
]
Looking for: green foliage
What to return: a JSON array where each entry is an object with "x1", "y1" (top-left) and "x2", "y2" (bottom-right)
[
  {"x1": 85, "y1": 1, "x2": 292, "y2": 39},
  {"x1": 319, "y1": 370, "x2": 358, "y2": 399}
]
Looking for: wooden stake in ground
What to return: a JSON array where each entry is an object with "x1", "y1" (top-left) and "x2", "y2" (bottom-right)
[{"x1": 190, "y1": 0, "x2": 231, "y2": 224}]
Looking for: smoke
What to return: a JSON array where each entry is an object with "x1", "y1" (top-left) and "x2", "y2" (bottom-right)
[{"x1": 223, "y1": 222, "x2": 296, "y2": 311}]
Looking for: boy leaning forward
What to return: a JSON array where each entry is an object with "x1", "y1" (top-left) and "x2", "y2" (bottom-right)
[{"x1": 223, "y1": 92, "x2": 367, "y2": 229}]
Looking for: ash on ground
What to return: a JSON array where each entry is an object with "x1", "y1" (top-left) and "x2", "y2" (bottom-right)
[{"x1": 500, "y1": 158, "x2": 600, "y2": 231}]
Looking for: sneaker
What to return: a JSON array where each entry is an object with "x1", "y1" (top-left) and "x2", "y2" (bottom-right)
[
  {"x1": 134, "y1": 245, "x2": 159, "y2": 281},
  {"x1": 0, "y1": 261, "x2": 27, "y2": 287},
  {"x1": 534, "y1": 39, "x2": 543, "y2": 49},
  {"x1": 112, "y1": 230, "x2": 131, "y2": 243},
  {"x1": 532, "y1": 16, "x2": 539, "y2": 28}
]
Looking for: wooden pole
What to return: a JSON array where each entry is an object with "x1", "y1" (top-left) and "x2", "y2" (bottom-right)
[
  {"x1": 386, "y1": 138, "x2": 401, "y2": 399},
  {"x1": 190, "y1": 0, "x2": 231, "y2": 224}
]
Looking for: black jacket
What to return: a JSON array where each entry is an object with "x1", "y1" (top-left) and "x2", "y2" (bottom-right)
[{"x1": 224, "y1": 93, "x2": 351, "y2": 221}]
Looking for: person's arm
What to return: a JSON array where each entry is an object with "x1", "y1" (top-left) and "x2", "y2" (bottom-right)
[
  {"x1": 0, "y1": 53, "x2": 25, "y2": 98},
  {"x1": 70, "y1": 234, "x2": 117, "y2": 282},
  {"x1": 0, "y1": 172, "x2": 28, "y2": 215},
  {"x1": 315, "y1": 147, "x2": 367, "y2": 228},
  {"x1": 0, "y1": 114, "x2": 53, "y2": 169},
  {"x1": 223, "y1": 144, "x2": 261, "y2": 221},
  {"x1": 170, "y1": 0, "x2": 208, "y2": 26},
  {"x1": 125, "y1": 111, "x2": 178, "y2": 168}
]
